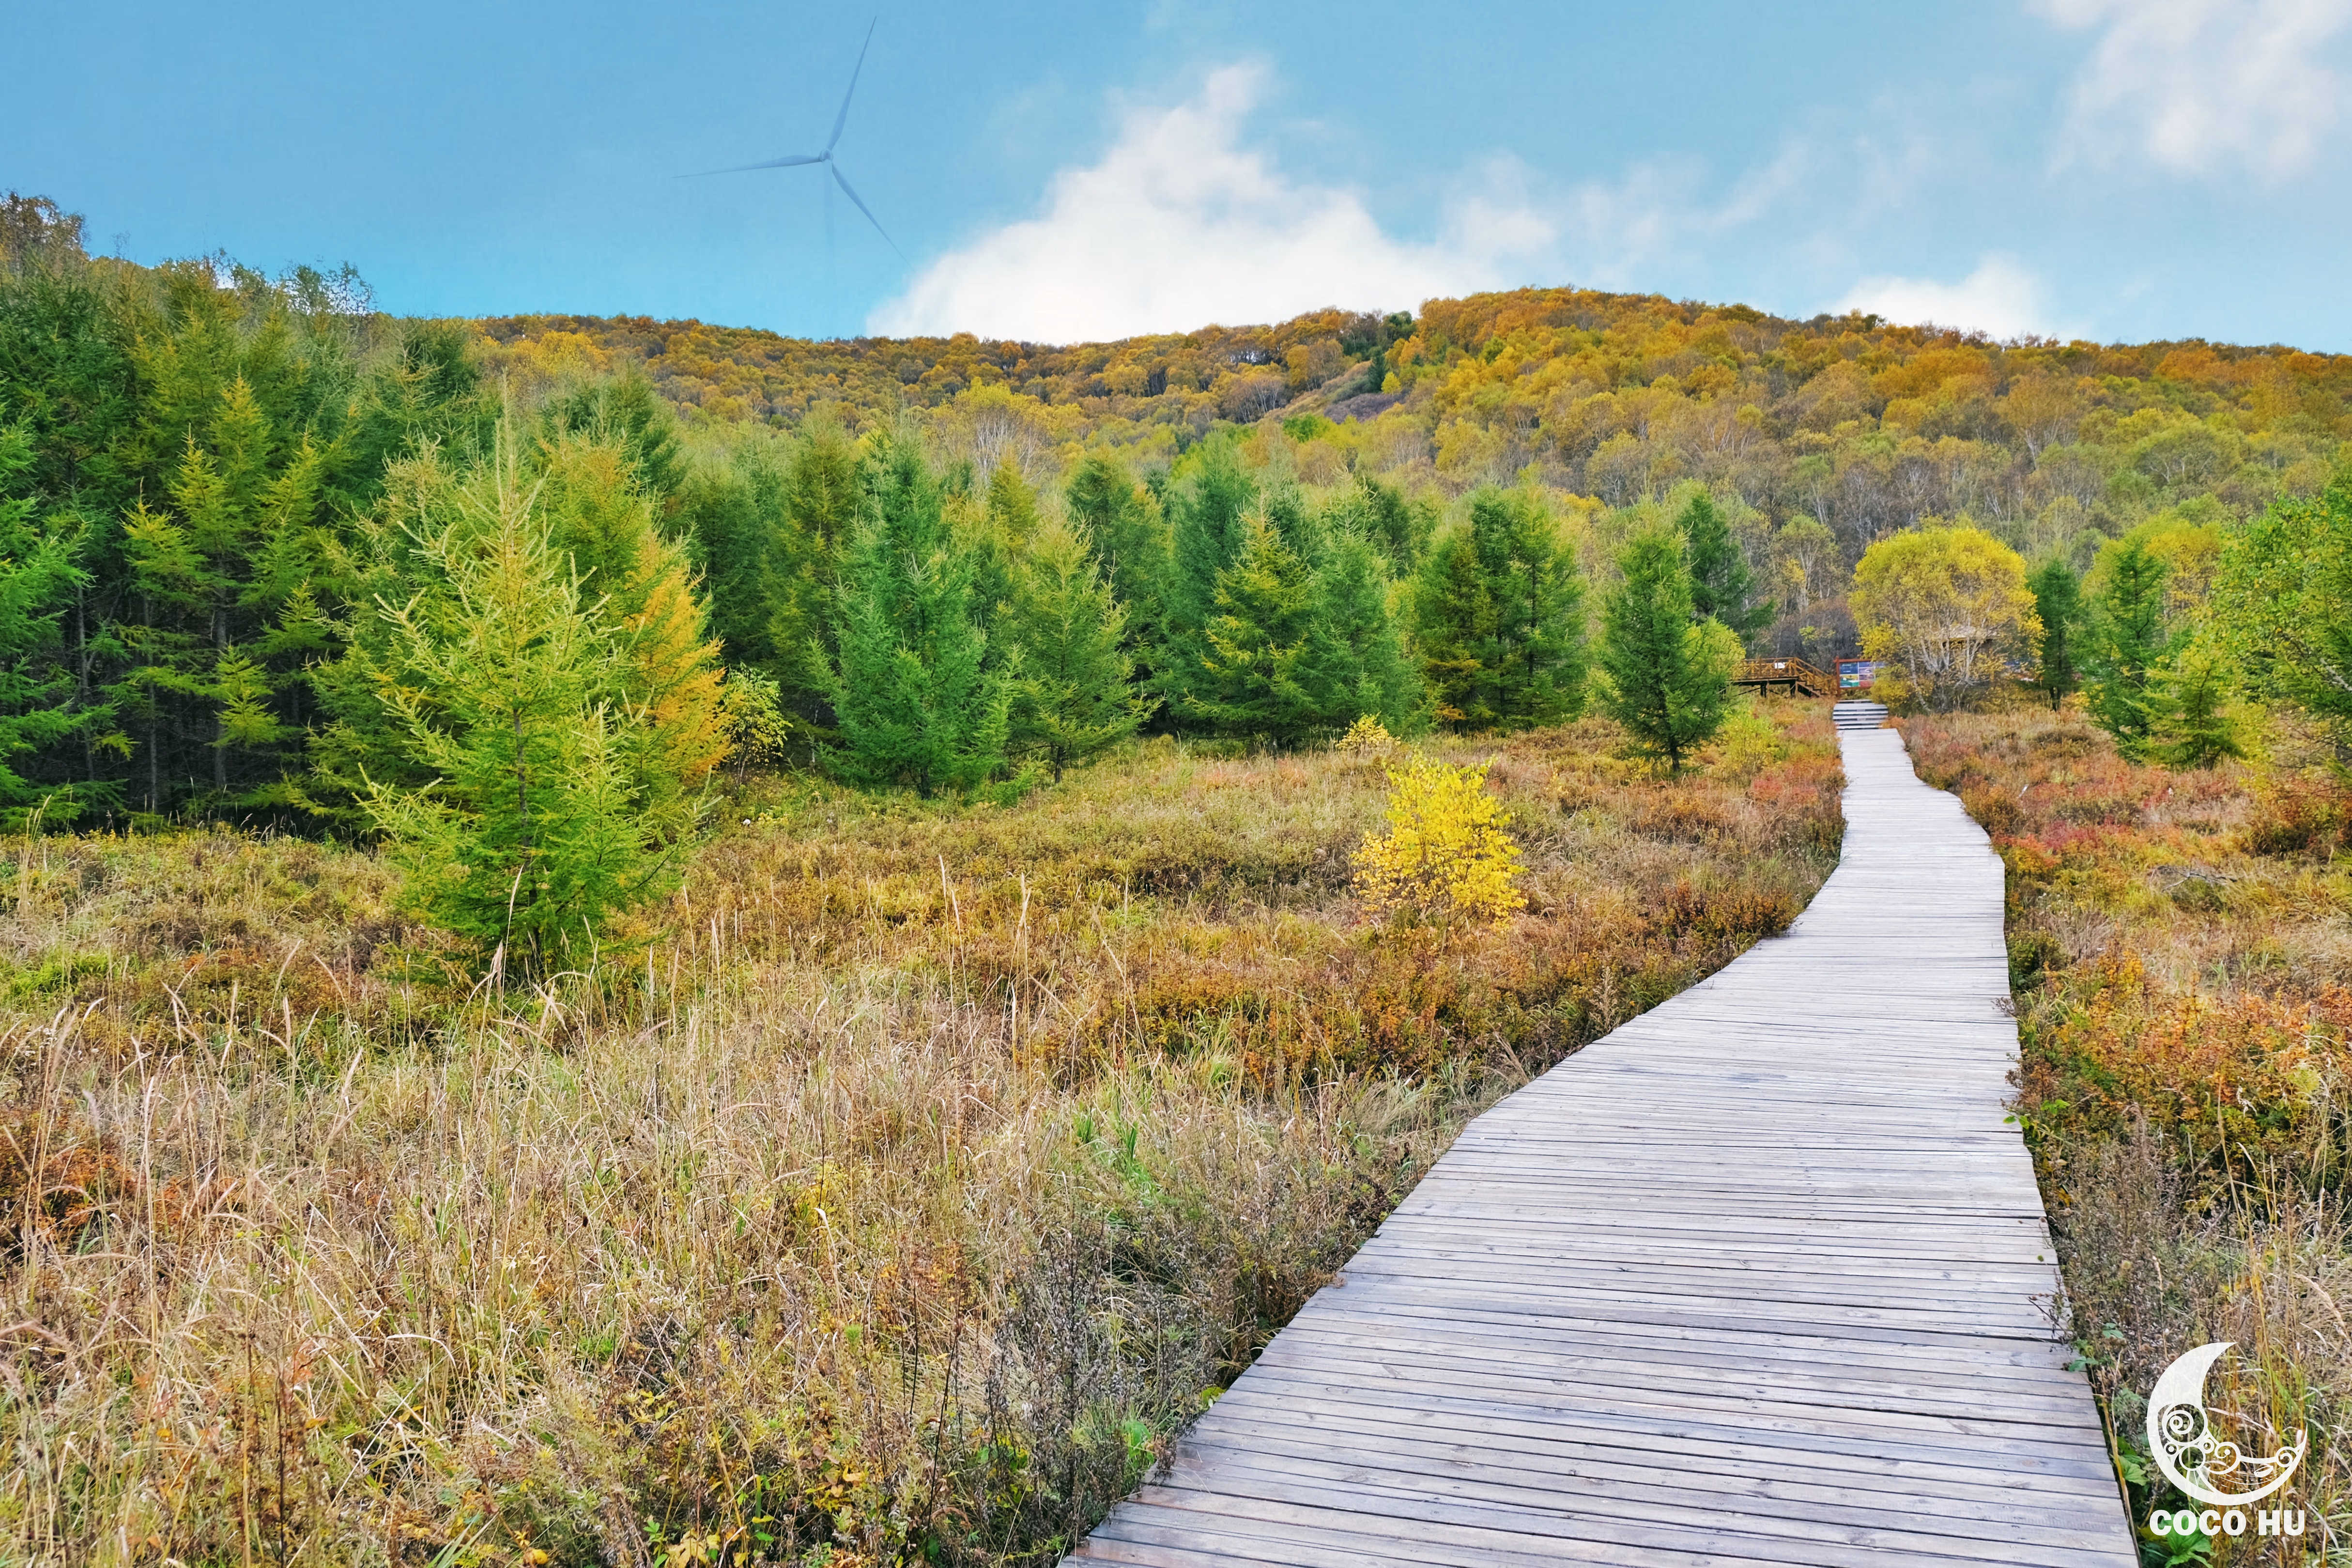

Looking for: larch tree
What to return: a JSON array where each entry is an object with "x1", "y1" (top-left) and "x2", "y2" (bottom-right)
[
  {"x1": 1413, "y1": 489, "x2": 1586, "y2": 732},
  {"x1": 1473, "y1": 488, "x2": 1587, "y2": 730},
  {"x1": 1181, "y1": 511, "x2": 1321, "y2": 746},
  {"x1": 1677, "y1": 492, "x2": 1770, "y2": 645},
  {"x1": 1412, "y1": 524, "x2": 1492, "y2": 730},
  {"x1": 1301, "y1": 523, "x2": 1422, "y2": 734},
  {"x1": 2085, "y1": 535, "x2": 2172, "y2": 750},
  {"x1": 2026, "y1": 558, "x2": 2084, "y2": 710},
  {"x1": 1006, "y1": 515, "x2": 1153, "y2": 779},
  {"x1": 826, "y1": 438, "x2": 1008, "y2": 796},
  {"x1": 1065, "y1": 451, "x2": 1171, "y2": 695},
  {"x1": 1597, "y1": 527, "x2": 1735, "y2": 770},
  {"x1": 0, "y1": 422, "x2": 90, "y2": 819},
  {"x1": 765, "y1": 418, "x2": 863, "y2": 743},
  {"x1": 1159, "y1": 443, "x2": 1256, "y2": 716},
  {"x1": 331, "y1": 433, "x2": 723, "y2": 975}
]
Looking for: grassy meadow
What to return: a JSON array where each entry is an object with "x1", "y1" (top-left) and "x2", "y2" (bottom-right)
[
  {"x1": 1905, "y1": 706, "x2": 2352, "y2": 1562},
  {"x1": 0, "y1": 706, "x2": 1839, "y2": 1568}
]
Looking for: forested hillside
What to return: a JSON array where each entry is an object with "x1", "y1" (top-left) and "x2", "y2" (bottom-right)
[{"x1": 485, "y1": 284, "x2": 2352, "y2": 579}]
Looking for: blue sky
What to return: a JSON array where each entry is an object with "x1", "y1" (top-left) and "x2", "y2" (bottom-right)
[{"x1": 15, "y1": 0, "x2": 2352, "y2": 349}]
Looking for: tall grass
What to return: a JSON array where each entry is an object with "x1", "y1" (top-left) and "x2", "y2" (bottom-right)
[{"x1": 1, "y1": 714, "x2": 1841, "y2": 1567}]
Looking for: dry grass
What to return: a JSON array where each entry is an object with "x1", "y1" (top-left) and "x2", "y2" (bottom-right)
[
  {"x1": 0, "y1": 710, "x2": 1842, "y2": 1568},
  {"x1": 1904, "y1": 704, "x2": 2352, "y2": 1563}
]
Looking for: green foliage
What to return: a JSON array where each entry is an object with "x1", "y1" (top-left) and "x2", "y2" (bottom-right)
[
  {"x1": 2214, "y1": 473, "x2": 2352, "y2": 755},
  {"x1": 538, "y1": 373, "x2": 684, "y2": 503},
  {"x1": 0, "y1": 423, "x2": 92, "y2": 819},
  {"x1": 1180, "y1": 512, "x2": 1321, "y2": 746},
  {"x1": 827, "y1": 438, "x2": 1009, "y2": 796},
  {"x1": 1301, "y1": 524, "x2": 1423, "y2": 735},
  {"x1": 1346, "y1": 474, "x2": 1434, "y2": 574},
  {"x1": 1597, "y1": 528, "x2": 1733, "y2": 769},
  {"x1": 1160, "y1": 444, "x2": 1256, "y2": 715},
  {"x1": 0, "y1": 236, "x2": 488, "y2": 821},
  {"x1": 1413, "y1": 488, "x2": 1586, "y2": 732},
  {"x1": 1677, "y1": 492, "x2": 1769, "y2": 643},
  {"x1": 347, "y1": 440, "x2": 709, "y2": 974},
  {"x1": 316, "y1": 427, "x2": 730, "y2": 836},
  {"x1": 2086, "y1": 536, "x2": 2173, "y2": 751},
  {"x1": 2146, "y1": 640, "x2": 2247, "y2": 770},
  {"x1": 1007, "y1": 515, "x2": 1153, "y2": 779},
  {"x1": 2027, "y1": 558, "x2": 2084, "y2": 710}
]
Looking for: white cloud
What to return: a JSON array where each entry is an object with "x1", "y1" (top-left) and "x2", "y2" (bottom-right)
[
  {"x1": 869, "y1": 63, "x2": 1552, "y2": 343},
  {"x1": 2036, "y1": 0, "x2": 2352, "y2": 180},
  {"x1": 1833, "y1": 255, "x2": 2074, "y2": 340}
]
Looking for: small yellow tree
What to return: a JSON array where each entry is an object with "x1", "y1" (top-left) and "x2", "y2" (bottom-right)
[
  {"x1": 1338, "y1": 713, "x2": 1397, "y2": 759},
  {"x1": 1352, "y1": 758, "x2": 1527, "y2": 927}
]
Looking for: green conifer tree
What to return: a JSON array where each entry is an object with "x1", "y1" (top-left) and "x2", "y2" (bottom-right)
[
  {"x1": 1300, "y1": 525, "x2": 1423, "y2": 734},
  {"x1": 1412, "y1": 490, "x2": 1587, "y2": 732},
  {"x1": 1412, "y1": 524, "x2": 1493, "y2": 729},
  {"x1": 2027, "y1": 558, "x2": 2084, "y2": 710},
  {"x1": 1006, "y1": 516, "x2": 1153, "y2": 779},
  {"x1": 0, "y1": 424, "x2": 91, "y2": 819},
  {"x1": 1182, "y1": 512, "x2": 1320, "y2": 745},
  {"x1": 1066, "y1": 452, "x2": 1169, "y2": 619},
  {"x1": 2147, "y1": 640, "x2": 2246, "y2": 770},
  {"x1": 764, "y1": 419, "x2": 862, "y2": 746},
  {"x1": 1160, "y1": 443, "x2": 1256, "y2": 719},
  {"x1": 827, "y1": 439, "x2": 1008, "y2": 796},
  {"x1": 1474, "y1": 489, "x2": 1588, "y2": 729},
  {"x1": 1065, "y1": 452, "x2": 1171, "y2": 701},
  {"x1": 347, "y1": 440, "x2": 705, "y2": 976},
  {"x1": 1677, "y1": 492, "x2": 1770, "y2": 643},
  {"x1": 1597, "y1": 527, "x2": 1734, "y2": 769},
  {"x1": 2087, "y1": 537, "x2": 2172, "y2": 752}
]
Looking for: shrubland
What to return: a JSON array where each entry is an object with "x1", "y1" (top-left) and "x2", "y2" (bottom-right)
[
  {"x1": 1905, "y1": 706, "x2": 2351, "y2": 1562},
  {"x1": 0, "y1": 709, "x2": 1841, "y2": 1566}
]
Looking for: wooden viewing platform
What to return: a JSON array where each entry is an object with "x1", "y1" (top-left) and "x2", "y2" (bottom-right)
[
  {"x1": 1068, "y1": 709, "x2": 2134, "y2": 1566},
  {"x1": 1734, "y1": 657, "x2": 1834, "y2": 697}
]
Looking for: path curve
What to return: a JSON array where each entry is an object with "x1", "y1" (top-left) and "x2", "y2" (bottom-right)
[{"x1": 1069, "y1": 719, "x2": 2135, "y2": 1566}]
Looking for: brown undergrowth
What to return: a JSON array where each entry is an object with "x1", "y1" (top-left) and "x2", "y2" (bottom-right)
[
  {"x1": 1905, "y1": 705, "x2": 2352, "y2": 1564},
  {"x1": 0, "y1": 710, "x2": 1840, "y2": 1567}
]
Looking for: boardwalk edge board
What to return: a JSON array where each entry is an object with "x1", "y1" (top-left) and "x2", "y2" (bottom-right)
[{"x1": 1067, "y1": 710, "x2": 2136, "y2": 1565}]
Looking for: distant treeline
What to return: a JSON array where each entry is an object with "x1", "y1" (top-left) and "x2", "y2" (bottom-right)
[{"x1": 479, "y1": 282, "x2": 2352, "y2": 656}]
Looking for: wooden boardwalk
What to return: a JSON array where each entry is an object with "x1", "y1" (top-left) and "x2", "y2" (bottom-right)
[{"x1": 1069, "y1": 714, "x2": 2135, "y2": 1566}]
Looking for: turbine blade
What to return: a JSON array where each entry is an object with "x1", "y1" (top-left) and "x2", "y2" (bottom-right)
[
  {"x1": 825, "y1": 17, "x2": 877, "y2": 154},
  {"x1": 829, "y1": 163, "x2": 903, "y2": 259},
  {"x1": 681, "y1": 154, "x2": 825, "y2": 177}
]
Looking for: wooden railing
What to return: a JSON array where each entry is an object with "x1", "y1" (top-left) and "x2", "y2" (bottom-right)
[{"x1": 1734, "y1": 657, "x2": 1833, "y2": 697}]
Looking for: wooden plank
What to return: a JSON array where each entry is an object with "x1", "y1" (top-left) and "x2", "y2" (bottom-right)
[{"x1": 1065, "y1": 725, "x2": 2136, "y2": 1565}]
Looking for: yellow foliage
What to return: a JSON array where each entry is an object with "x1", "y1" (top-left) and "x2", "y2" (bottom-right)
[
  {"x1": 1351, "y1": 758, "x2": 1526, "y2": 927},
  {"x1": 1338, "y1": 714, "x2": 1397, "y2": 758},
  {"x1": 1851, "y1": 524, "x2": 2038, "y2": 712},
  {"x1": 1704, "y1": 702, "x2": 1786, "y2": 781}
]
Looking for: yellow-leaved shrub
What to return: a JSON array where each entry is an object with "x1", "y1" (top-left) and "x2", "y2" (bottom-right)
[
  {"x1": 1351, "y1": 757, "x2": 1526, "y2": 927},
  {"x1": 1338, "y1": 713, "x2": 1397, "y2": 759}
]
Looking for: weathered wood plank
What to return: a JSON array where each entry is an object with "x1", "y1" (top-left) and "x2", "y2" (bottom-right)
[{"x1": 1066, "y1": 721, "x2": 2136, "y2": 1565}]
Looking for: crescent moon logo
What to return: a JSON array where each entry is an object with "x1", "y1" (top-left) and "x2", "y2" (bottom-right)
[{"x1": 2146, "y1": 1341, "x2": 2307, "y2": 1507}]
